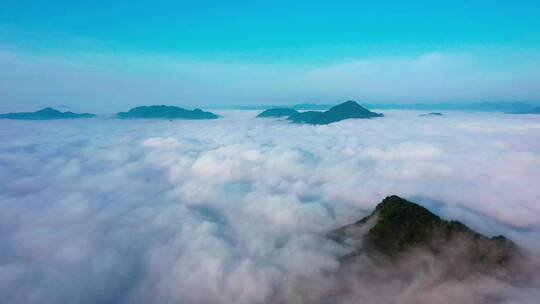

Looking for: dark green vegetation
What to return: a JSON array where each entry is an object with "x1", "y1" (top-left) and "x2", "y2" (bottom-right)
[
  {"x1": 117, "y1": 105, "x2": 218, "y2": 119},
  {"x1": 508, "y1": 106, "x2": 540, "y2": 114},
  {"x1": 258, "y1": 101, "x2": 383, "y2": 124},
  {"x1": 419, "y1": 112, "x2": 443, "y2": 116},
  {"x1": 256, "y1": 108, "x2": 298, "y2": 118},
  {"x1": 0, "y1": 107, "x2": 96, "y2": 120},
  {"x1": 333, "y1": 195, "x2": 516, "y2": 266}
]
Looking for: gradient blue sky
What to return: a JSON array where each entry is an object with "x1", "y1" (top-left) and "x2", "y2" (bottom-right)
[{"x1": 1, "y1": 1, "x2": 540, "y2": 111}]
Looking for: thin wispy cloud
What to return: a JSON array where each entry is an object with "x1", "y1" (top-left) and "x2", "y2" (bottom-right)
[{"x1": 2, "y1": 49, "x2": 540, "y2": 112}]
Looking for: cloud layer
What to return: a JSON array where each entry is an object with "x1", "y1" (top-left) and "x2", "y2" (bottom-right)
[{"x1": 1, "y1": 111, "x2": 540, "y2": 303}]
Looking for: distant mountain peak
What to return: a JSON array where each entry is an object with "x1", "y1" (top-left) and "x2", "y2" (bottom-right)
[
  {"x1": 256, "y1": 108, "x2": 298, "y2": 118},
  {"x1": 338, "y1": 100, "x2": 360, "y2": 107},
  {"x1": 0, "y1": 108, "x2": 95, "y2": 120},
  {"x1": 257, "y1": 101, "x2": 383, "y2": 124},
  {"x1": 38, "y1": 107, "x2": 60, "y2": 113},
  {"x1": 291, "y1": 100, "x2": 383, "y2": 124},
  {"x1": 116, "y1": 105, "x2": 219, "y2": 120}
]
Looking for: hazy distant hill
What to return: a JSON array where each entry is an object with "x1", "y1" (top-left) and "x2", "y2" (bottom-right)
[
  {"x1": 116, "y1": 105, "x2": 219, "y2": 119},
  {"x1": 508, "y1": 106, "x2": 540, "y2": 114},
  {"x1": 419, "y1": 112, "x2": 444, "y2": 117},
  {"x1": 363, "y1": 102, "x2": 533, "y2": 112},
  {"x1": 0, "y1": 108, "x2": 96, "y2": 120},
  {"x1": 256, "y1": 108, "x2": 298, "y2": 118},
  {"x1": 221, "y1": 103, "x2": 335, "y2": 110},
  {"x1": 219, "y1": 101, "x2": 534, "y2": 112}
]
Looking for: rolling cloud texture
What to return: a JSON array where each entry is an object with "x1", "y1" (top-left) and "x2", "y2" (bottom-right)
[{"x1": 1, "y1": 111, "x2": 539, "y2": 303}]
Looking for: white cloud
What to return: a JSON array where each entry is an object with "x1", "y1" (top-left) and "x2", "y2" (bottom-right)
[{"x1": 0, "y1": 111, "x2": 539, "y2": 303}]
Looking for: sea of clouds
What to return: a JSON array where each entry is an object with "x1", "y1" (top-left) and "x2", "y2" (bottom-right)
[{"x1": 1, "y1": 110, "x2": 539, "y2": 303}]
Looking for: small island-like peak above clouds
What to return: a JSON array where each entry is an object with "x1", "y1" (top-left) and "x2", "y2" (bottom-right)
[
  {"x1": 257, "y1": 100, "x2": 383, "y2": 124},
  {"x1": 116, "y1": 105, "x2": 219, "y2": 120},
  {"x1": 0, "y1": 107, "x2": 96, "y2": 120}
]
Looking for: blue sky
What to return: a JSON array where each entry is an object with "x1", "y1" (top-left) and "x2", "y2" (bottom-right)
[{"x1": 1, "y1": 1, "x2": 540, "y2": 110}]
